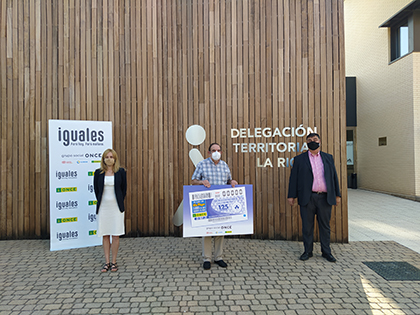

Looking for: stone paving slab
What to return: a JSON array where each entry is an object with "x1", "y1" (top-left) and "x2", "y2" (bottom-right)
[{"x1": 1, "y1": 237, "x2": 420, "y2": 315}]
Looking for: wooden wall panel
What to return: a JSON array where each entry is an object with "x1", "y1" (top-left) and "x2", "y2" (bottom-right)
[{"x1": 0, "y1": 0, "x2": 348, "y2": 242}]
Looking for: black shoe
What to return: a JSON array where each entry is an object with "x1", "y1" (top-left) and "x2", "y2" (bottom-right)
[
  {"x1": 203, "y1": 261, "x2": 211, "y2": 270},
  {"x1": 299, "y1": 252, "x2": 313, "y2": 261},
  {"x1": 214, "y1": 260, "x2": 228, "y2": 268},
  {"x1": 322, "y1": 253, "x2": 336, "y2": 262}
]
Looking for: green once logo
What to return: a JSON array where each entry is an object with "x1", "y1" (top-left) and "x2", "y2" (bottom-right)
[
  {"x1": 56, "y1": 187, "x2": 77, "y2": 193},
  {"x1": 88, "y1": 171, "x2": 94, "y2": 176},
  {"x1": 88, "y1": 200, "x2": 97, "y2": 206},
  {"x1": 89, "y1": 230, "x2": 97, "y2": 236},
  {"x1": 57, "y1": 217, "x2": 77, "y2": 224}
]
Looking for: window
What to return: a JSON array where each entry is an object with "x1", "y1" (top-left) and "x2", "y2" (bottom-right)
[
  {"x1": 379, "y1": 0, "x2": 420, "y2": 63},
  {"x1": 378, "y1": 137, "x2": 387, "y2": 146},
  {"x1": 391, "y1": 21, "x2": 410, "y2": 61}
]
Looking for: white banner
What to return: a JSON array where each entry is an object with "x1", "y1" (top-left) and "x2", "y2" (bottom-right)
[{"x1": 49, "y1": 120, "x2": 112, "y2": 251}]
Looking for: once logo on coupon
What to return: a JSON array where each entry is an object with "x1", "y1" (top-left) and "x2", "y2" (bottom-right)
[
  {"x1": 56, "y1": 187, "x2": 77, "y2": 193},
  {"x1": 56, "y1": 230, "x2": 79, "y2": 241},
  {"x1": 58, "y1": 127, "x2": 105, "y2": 147},
  {"x1": 89, "y1": 230, "x2": 97, "y2": 236},
  {"x1": 85, "y1": 152, "x2": 102, "y2": 158},
  {"x1": 56, "y1": 170, "x2": 78, "y2": 180},
  {"x1": 88, "y1": 213, "x2": 97, "y2": 222},
  {"x1": 56, "y1": 217, "x2": 78, "y2": 224},
  {"x1": 55, "y1": 200, "x2": 78, "y2": 210}
]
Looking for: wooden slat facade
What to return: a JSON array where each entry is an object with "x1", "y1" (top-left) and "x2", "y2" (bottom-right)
[{"x1": 0, "y1": 0, "x2": 348, "y2": 242}]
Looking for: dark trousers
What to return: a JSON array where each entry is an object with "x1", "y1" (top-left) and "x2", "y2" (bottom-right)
[{"x1": 300, "y1": 193, "x2": 332, "y2": 255}]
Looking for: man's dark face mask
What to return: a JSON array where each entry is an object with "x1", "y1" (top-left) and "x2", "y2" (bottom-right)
[{"x1": 307, "y1": 141, "x2": 320, "y2": 150}]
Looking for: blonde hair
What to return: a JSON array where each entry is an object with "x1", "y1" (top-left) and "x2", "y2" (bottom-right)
[{"x1": 100, "y1": 148, "x2": 121, "y2": 173}]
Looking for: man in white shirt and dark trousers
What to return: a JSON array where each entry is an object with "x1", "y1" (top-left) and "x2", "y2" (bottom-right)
[{"x1": 191, "y1": 143, "x2": 238, "y2": 270}]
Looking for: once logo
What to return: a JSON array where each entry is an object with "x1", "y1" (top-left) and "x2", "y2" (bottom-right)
[
  {"x1": 58, "y1": 127, "x2": 105, "y2": 147},
  {"x1": 56, "y1": 187, "x2": 77, "y2": 193},
  {"x1": 88, "y1": 171, "x2": 94, "y2": 176},
  {"x1": 89, "y1": 230, "x2": 97, "y2": 236},
  {"x1": 88, "y1": 200, "x2": 97, "y2": 206},
  {"x1": 85, "y1": 153, "x2": 102, "y2": 158},
  {"x1": 56, "y1": 217, "x2": 78, "y2": 224}
]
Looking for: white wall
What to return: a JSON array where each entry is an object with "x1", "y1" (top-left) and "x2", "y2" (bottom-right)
[{"x1": 345, "y1": 0, "x2": 418, "y2": 198}]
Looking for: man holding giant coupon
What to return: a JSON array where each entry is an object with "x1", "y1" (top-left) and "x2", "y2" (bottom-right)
[{"x1": 191, "y1": 143, "x2": 239, "y2": 270}]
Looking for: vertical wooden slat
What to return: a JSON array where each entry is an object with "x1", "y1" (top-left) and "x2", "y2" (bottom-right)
[
  {"x1": 278, "y1": 0, "x2": 286, "y2": 240},
  {"x1": 85, "y1": 0, "x2": 92, "y2": 119},
  {"x1": 92, "y1": 0, "x2": 98, "y2": 120},
  {"x1": 209, "y1": 0, "x2": 215, "y2": 142},
  {"x1": 161, "y1": 0, "x2": 168, "y2": 235},
  {"x1": 0, "y1": 0, "x2": 7, "y2": 239},
  {"x1": 326, "y1": 0, "x2": 336, "y2": 242},
  {"x1": 220, "y1": 0, "x2": 226, "y2": 161},
  {"x1": 40, "y1": 1, "x2": 47, "y2": 237},
  {"x1": 284, "y1": 0, "x2": 292, "y2": 240},
  {"x1": 6, "y1": 0, "x2": 13, "y2": 238},
  {"x1": 68, "y1": 0, "x2": 75, "y2": 120},
  {"x1": 141, "y1": 0, "x2": 148, "y2": 234},
  {"x1": 136, "y1": 0, "x2": 143, "y2": 234},
  {"x1": 231, "y1": 0, "x2": 237, "y2": 172},
  {"x1": 290, "y1": 0, "x2": 298, "y2": 240},
  {"x1": 80, "y1": 0, "x2": 86, "y2": 119},
  {"x1": 248, "y1": 0, "x2": 256, "y2": 236},
  {"x1": 17, "y1": 0, "x2": 24, "y2": 237},
  {"x1": 271, "y1": 0, "x2": 279, "y2": 239},
  {"x1": 11, "y1": 0, "x2": 18, "y2": 238},
  {"x1": 156, "y1": 0, "x2": 164, "y2": 234},
  {"x1": 338, "y1": 0, "x2": 347, "y2": 243}
]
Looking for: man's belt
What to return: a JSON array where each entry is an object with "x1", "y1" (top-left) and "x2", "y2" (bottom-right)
[{"x1": 312, "y1": 191, "x2": 327, "y2": 194}]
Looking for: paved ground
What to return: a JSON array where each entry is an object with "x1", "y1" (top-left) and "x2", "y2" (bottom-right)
[
  {"x1": 348, "y1": 189, "x2": 420, "y2": 254},
  {"x1": 1, "y1": 189, "x2": 420, "y2": 315}
]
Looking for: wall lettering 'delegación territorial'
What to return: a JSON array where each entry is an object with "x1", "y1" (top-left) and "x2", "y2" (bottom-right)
[{"x1": 231, "y1": 126, "x2": 317, "y2": 168}]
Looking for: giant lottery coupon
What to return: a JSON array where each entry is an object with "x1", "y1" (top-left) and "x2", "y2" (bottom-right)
[
  {"x1": 189, "y1": 186, "x2": 248, "y2": 227},
  {"x1": 183, "y1": 185, "x2": 253, "y2": 238}
]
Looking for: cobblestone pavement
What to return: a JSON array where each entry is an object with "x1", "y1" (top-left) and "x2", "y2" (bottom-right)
[{"x1": 1, "y1": 237, "x2": 420, "y2": 315}]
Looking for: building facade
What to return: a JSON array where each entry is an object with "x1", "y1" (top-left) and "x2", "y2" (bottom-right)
[{"x1": 344, "y1": 0, "x2": 420, "y2": 200}]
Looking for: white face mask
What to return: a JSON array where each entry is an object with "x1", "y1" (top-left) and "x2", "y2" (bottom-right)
[{"x1": 212, "y1": 151, "x2": 221, "y2": 161}]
